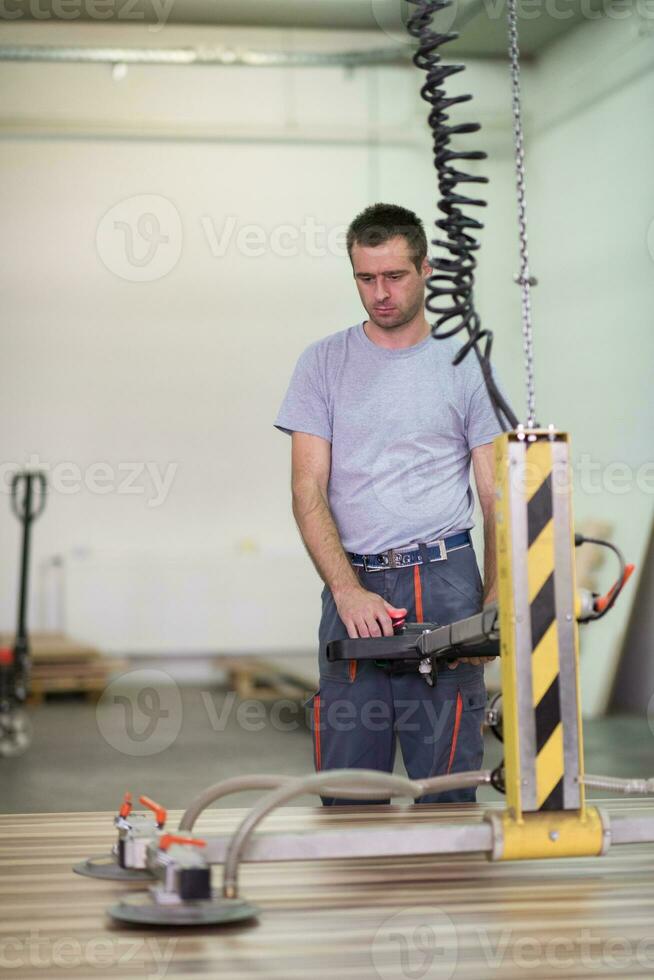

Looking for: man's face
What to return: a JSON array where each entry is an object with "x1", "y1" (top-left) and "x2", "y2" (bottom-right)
[{"x1": 350, "y1": 235, "x2": 429, "y2": 331}]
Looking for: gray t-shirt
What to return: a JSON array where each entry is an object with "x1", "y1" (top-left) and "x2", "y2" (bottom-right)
[{"x1": 275, "y1": 323, "x2": 502, "y2": 554}]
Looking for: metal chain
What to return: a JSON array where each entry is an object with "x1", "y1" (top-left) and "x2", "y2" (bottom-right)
[{"x1": 507, "y1": 0, "x2": 537, "y2": 429}]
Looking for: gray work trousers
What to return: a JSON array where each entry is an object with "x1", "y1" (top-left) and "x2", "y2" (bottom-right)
[{"x1": 309, "y1": 543, "x2": 487, "y2": 805}]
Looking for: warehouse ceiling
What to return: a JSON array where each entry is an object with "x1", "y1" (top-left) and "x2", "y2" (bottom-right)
[{"x1": 12, "y1": 0, "x2": 605, "y2": 58}]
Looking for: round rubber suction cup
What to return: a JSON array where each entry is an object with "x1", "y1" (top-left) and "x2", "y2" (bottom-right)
[
  {"x1": 73, "y1": 854, "x2": 155, "y2": 882},
  {"x1": 108, "y1": 890, "x2": 259, "y2": 927}
]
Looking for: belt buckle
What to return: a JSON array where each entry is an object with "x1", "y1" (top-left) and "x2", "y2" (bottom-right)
[{"x1": 363, "y1": 550, "x2": 395, "y2": 572}]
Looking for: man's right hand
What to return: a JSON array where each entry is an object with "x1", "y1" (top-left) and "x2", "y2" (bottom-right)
[{"x1": 333, "y1": 586, "x2": 407, "y2": 639}]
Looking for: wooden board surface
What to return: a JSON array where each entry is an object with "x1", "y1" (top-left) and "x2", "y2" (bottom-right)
[{"x1": 2, "y1": 800, "x2": 654, "y2": 979}]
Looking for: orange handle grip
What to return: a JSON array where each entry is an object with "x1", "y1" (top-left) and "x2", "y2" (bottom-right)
[
  {"x1": 595, "y1": 563, "x2": 635, "y2": 613},
  {"x1": 158, "y1": 834, "x2": 206, "y2": 851},
  {"x1": 138, "y1": 795, "x2": 167, "y2": 827},
  {"x1": 118, "y1": 791, "x2": 132, "y2": 818}
]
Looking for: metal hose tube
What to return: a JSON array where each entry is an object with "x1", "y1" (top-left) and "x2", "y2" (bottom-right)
[
  {"x1": 179, "y1": 775, "x2": 296, "y2": 832},
  {"x1": 222, "y1": 768, "x2": 490, "y2": 898},
  {"x1": 582, "y1": 774, "x2": 654, "y2": 795},
  {"x1": 222, "y1": 770, "x2": 419, "y2": 896},
  {"x1": 178, "y1": 769, "x2": 455, "y2": 832},
  {"x1": 421, "y1": 769, "x2": 492, "y2": 794}
]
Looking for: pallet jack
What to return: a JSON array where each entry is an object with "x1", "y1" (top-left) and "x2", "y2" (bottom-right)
[{"x1": 0, "y1": 470, "x2": 47, "y2": 757}]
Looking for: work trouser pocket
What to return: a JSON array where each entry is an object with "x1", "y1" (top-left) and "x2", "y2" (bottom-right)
[{"x1": 447, "y1": 679, "x2": 487, "y2": 773}]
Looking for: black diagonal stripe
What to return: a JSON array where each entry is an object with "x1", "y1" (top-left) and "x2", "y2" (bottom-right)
[
  {"x1": 527, "y1": 473, "x2": 553, "y2": 548},
  {"x1": 530, "y1": 572, "x2": 556, "y2": 650},
  {"x1": 535, "y1": 675, "x2": 561, "y2": 753},
  {"x1": 539, "y1": 777, "x2": 564, "y2": 812}
]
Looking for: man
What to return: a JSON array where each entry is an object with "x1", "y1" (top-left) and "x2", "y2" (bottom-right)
[{"x1": 275, "y1": 203, "x2": 501, "y2": 804}]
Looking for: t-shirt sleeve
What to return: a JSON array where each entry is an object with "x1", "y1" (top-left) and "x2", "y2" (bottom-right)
[
  {"x1": 274, "y1": 344, "x2": 332, "y2": 442},
  {"x1": 465, "y1": 368, "x2": 505, "y2": 450}
]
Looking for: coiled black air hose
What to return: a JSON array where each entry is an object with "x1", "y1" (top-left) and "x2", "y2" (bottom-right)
[{"x1": 407, "y1": 0, "x2": 519, "y2": 432}]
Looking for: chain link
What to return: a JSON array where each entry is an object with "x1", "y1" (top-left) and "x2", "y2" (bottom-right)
[{"x1": 507, "y1": 0, "x2": 537, "y2": 429}]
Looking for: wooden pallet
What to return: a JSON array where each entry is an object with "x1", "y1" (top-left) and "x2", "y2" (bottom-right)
[
  {"x1": 0, "y1": 631, "x2": 124, "y2": 702},
  {"x1": 28, "y1": 661, "x2": 128, "y2": 703},
  {"x1": 214, "y1": 654, "x2": 318, "y2": 701}
]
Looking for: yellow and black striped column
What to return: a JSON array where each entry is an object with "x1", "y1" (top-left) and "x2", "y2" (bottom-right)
[
  {"x1": 496, "y1": 430, "x2": 585, "y2": 818},
  {"x1": 526, "y1": 439, "x2": 563, "y2": 811}
]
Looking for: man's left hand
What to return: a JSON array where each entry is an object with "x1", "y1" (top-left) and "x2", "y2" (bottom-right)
[{"x1": 447, "y1": 588, "x2": 497, "y2": 669}]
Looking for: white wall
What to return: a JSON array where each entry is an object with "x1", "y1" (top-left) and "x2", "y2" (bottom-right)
[
  {"x1": 0, "y1": 23, "x2": 519, "y2": 654},
  {"x1": 525, "y1": 15, "x2": 654, "y2": 713}
]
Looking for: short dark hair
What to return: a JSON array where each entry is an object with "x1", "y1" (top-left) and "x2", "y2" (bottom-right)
[{"x1": 346, "y1": 203, "x2": 428, "y2": 270}]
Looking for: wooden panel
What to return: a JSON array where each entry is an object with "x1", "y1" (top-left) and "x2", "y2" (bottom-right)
[{"x1": 1, "y1": 801, "x2": 654, "y2": 979}]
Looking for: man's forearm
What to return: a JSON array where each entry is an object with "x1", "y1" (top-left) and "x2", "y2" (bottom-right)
[
  {"x1": 471, "y1": 443, "x2": 498, "y2": 604},
  {"x1": 482, "y1": 507, "x2": 497, "y2": 601},
  {"x1": 292, "y1": 485, "x2": 361, "y2": 597}
]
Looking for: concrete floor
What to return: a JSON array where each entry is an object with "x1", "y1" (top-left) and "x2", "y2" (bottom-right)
[{"x1": 1, "y1": 684, "x2": 653, "y2": 813}]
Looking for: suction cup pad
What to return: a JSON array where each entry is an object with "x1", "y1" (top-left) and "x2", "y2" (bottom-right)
[
  {"x1": 73, "y1": 854, "x2": 155, "y2": 881},
  {"x1": 108, "y1": 890, "x2": 259, "y2": 927}
]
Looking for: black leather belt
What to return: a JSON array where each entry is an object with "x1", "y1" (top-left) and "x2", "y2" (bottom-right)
[{"x1": 348, "y1": 530, "x2": 472, "y2": 572}]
